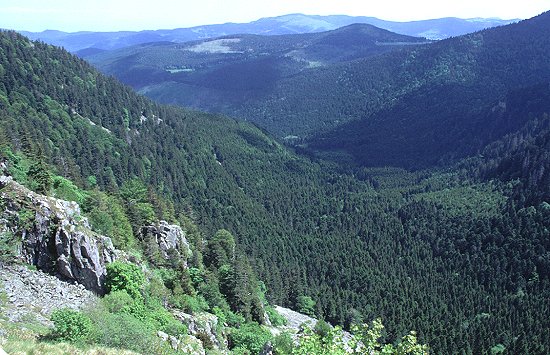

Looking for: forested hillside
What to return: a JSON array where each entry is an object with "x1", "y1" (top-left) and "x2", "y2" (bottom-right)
[
  {"x1": 84, "y1": 11, "x2": 550, "y2": 173},
  {"x1": 1, "y1": 30, "x2": 550, "y2": 353},
  {"x1": 273, "y1": 12, "x2": 550, "y2": 166},
  {"x1": 85, "y1": 24, "x2": 428, "y2": 114}
]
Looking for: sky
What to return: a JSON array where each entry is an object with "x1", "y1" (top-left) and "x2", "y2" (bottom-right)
[{"x1": 2, "y1": 0, "x2": 549, "y2": 32}]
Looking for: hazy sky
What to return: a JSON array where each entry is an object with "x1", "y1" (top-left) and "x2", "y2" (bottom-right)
[{"x1": 2, "y1": 0, "x2": 549, "y2": 32}]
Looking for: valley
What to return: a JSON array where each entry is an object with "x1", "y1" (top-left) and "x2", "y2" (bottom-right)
[{"x1": 1, "y1": 8, "x2": 550, "y2": 355}]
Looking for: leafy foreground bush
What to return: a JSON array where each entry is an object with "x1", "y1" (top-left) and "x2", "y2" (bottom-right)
[
  {"x1": 229, "y1": 322, "x2": 273, "y2": 354},
  {"x1": 265, "y1": 306, "x2": 287, "y2": 327},
  {"x1": 88, "y1": 309, "x2": 173, "y2": 354},
  {"x1": 292, "y1": 318, "x2": 428, "y2": 355},
  {"x1": 105, "y1": 261, "x2": 145, "y2": 299},
  {"x1": 50, "y1": 308, "x2": 94, "y2": 343}
]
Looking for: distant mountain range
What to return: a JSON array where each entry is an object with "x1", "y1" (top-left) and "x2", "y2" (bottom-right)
[
  {"x1": 19, "y1": 13, "x2": 517, "y2": 52},
  {"x1": 85, "y1": 24, "x2": 430, "y2": 113},
  {"x1": 84, "y1": 11, "x2": 550, "y2": 171}
]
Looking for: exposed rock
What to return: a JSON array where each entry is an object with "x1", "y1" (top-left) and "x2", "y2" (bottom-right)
[
  {"x1": 157, "y1": 330, "x2": 169, "y2": 342},
  {"x1": 272, "y1": 305, "x2": 352, "y2": 345},
  {"x1": 273, "y1": 305, "x2": 317, "y2": 330},
  {"x1": 178, "y1": 334, "x2": 206, "y2": 355},
  {"x1": 156, "y1": 331, "x2": 206, "y2": 354},
  {"x1": 169, "y1": 335, "x2": 180, "y2": 350},
  {"x1": 0, "y1": 264, "x2": 97, "y2": 326},
  {"x1": 139, "y1": 221, "x2": 190, "y2": 266},
  {"x1": 172, "y1": 310, "x2": 228, "y2": 351},
  {"x1": 0, "y1": 176, "x2": 119, "y2": 293},
  {"x1": 263, "y1": 310, "x2": 272, "y2": 326},
  {"x1": 260, "y1": 341, "x2": 274, "y2": 355}
]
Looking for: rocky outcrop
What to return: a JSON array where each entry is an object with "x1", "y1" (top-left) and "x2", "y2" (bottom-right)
[
  {"x1": 0, "y1": 265, "x2": 97, "y2": 326},
  {"x1": 172, "y1": 310, "x2": 228, "y2": 351},
  {"x1": 139, "y1": 221, "x2": 190, "y2": 266},
  {"x1": 0, "y1": 175, "x2": 118, "y2": 294},
  {"x1": 271, "y1": 305, "x2": 352, "y2": 345},
  {"x1": 157, "y1": 331, "x2": 206, "y2": 355},
  {"x1": 260, "y1": 342, "x2": 274, "y2": 355},
  {"x1": 273, "y1": 305, "x2": 317, "y2": 329}
]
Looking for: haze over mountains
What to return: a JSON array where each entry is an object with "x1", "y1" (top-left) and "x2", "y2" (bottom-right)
[
  {"x1": 85, "y1": 24, "x2": 430, "y2": 120},
  {"x1": 20, "y1": 13, "x2": 516, "y2": 52}
]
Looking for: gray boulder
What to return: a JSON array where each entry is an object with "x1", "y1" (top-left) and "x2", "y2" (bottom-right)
[
  {"x1": 1, "y1": 176, "x2": 118, "y2": 293},
  {"x1": 172, "y1": 310, "x2": 228, "y2": 350},
  {"x1": 140, "y1": 221, "x2": 191, "y2": 266}
]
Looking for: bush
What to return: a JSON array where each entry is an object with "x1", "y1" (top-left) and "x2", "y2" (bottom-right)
[
  {"x1": 50, "y1": 308, "x2": 93, "y2": 343},
  {"x1": 102, "y1": 289, "x2": 186, "y2": 337},
  {"x1": 170, "y1": 294, "x2": 209, "y2": 314},
  {"x1": 102, "y1": 290, "x2": 136, "y2": 313},
  {"x1": 145, "y1": 303, "x2": 187, "y2": 337},
  {"x1": 83, "y1": 191, "x2": 135, "y2": 250},
  {"x1": 273, "y1": 332, "x2": 294, "y2": 355},
  {"x1": 314, "y1": 319, "x2": 332, "y2": 339},
  {"x1": 52, "y1": 175, "x2": 87, "y2": 204},
  {"x1": 89, "y1": 310, "x2": 172, "y2": 354},
  {"x1": 265, "y1": 306, "x2": 287, "y2": 327},
  {"x1": 296, "y1": 295, "x2": 316, "y2": 317},
  {"x1": 228, "y1": 322, "x2": 272, "y2": 354},
  {"x1": 226, "y1": 311, "x2": 246, "y2": 328},
  {"x1": 105, "y1": 262, "x2": 145, "y2": 299},
  {"x1": 26, "y1": 161, "x2": 52, "y2": 195}
]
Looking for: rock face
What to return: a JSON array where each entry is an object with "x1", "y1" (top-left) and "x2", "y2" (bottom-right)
[
  {"x1": 157, "y1": 331, "x2": 206, "y2": 355},
  {"x1": 273, "y1": 305, "x2": 317, "y2": 329},
  {"x1": 0, "y1": 175, "x2": 118, "y2": 294},
  {"x1": 0, "y1": 264, "x2": 97, "y2": 326},
  {"x1": 272, "y1": 305, "x2": 352, "y2": 345},
  {"x1": 140, "y1": 221, "x2": 190, "y2": 266},
  {"x1": 172, "y1": 310, "x2": 228, "y2": 351}
]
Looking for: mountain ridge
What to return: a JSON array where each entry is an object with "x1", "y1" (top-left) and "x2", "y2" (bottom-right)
[
  {"x1": 90, "y1": 10, "x2": 550, "y2": 170},
  {"x1": 18, "y1": 13, "x2": 516, "y2": 52}
]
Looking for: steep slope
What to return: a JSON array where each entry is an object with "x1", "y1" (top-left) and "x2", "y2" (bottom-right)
[
  {"x1": 2, "y1": 30, "x2": 550, "y2": 353},
  {"x1": 86, "y1": 24, "x2": 428, "y2": 112},
  {"x1": 19, "y1": 14, "x2": 515, "y2": 52},
  {"x1": 83, "y1": 12, "x2": 549, "y2": 162},
  {"x1": 305, "y1": 12, "x2": 550, "y2": 168}
]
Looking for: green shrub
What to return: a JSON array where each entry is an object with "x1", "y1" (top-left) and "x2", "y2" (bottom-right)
[
  {"x1": 226, "y1": 311, "x2": 246, "y2": 328},
  {"x1": 50, "y1": 308, "x2": 93, "y2": 343},
  {"x1": 89, "y1": 311, "x2": 172, "y2": 354},
  {"x1": 26, "y1": 161, "x2": 52, "y2": 195},
  {"x1": 52, "y1": 175, "x2": 87, "y2": 204},
  {"x1": 296, "y1": 295, "x2": 316, "y2": 317},
  {"x1": 212, "y1": 306, "x2": 227, "y2": 325},
  {"x1": 145, "y1": 271, "x2": 171, "y2": 304},
  {"x1": 170, "y1": 294, "x2": 209, "y2": 314},
  {"x1": 265, "y1": 306, "x2": 287, "y2": 327},
  {"x1": 102, "y1": 290, "x2": 135, "y2": 313},
  {"x1": 105, "y1": 262, "x2": 145, "y2": 299},
  {"x1": 145, "y1": 303, "x2": 187, "y2": 337},
  {"x1": 230, "y1": 347, "x2": 250, "y2": 355},
  {"x1": 83, "y1": 191, "x2": 135, "y2": 250},
  {"x1": 228, "y1": 322, "x2": 272, "y2": 354},
  {"x1": 273, "y1": 332, "x2": 294, "y2": 355},
  {"x1": 314, "y1": 319, "x2": 332, "y2": 339}
]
